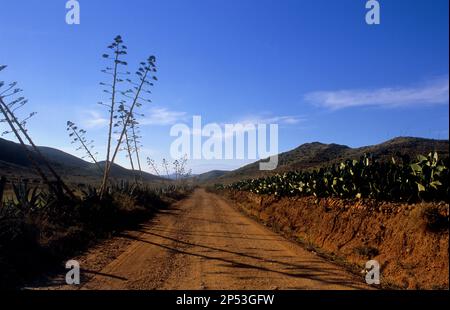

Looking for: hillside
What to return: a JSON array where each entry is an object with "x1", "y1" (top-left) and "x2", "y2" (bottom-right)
[
  {"x1": 2, "y1": 136, "x2": 448, "y2": 186},
  {"x1": 193, "y1": 170, "x2": 229, "y2": 182},
  {"x1": 213, "y1": 137, "x2": 449, "y2": 184},
  {"x1": 0, "y1": 138, "x2": 162, "y2": 185}
]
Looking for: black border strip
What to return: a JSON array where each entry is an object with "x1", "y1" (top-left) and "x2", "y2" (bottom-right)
[{"x1": 2, "y1": 290, "x2": 449, "y2": 308}]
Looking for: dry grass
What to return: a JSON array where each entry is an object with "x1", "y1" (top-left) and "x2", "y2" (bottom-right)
[{"x1": 0, "y1": 186, "x2": 191, "y2": 289}]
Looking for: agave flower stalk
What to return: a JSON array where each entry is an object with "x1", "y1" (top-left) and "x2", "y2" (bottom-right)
[
  {"x1": 66, "y1": 121, "x2": 102, "y2": 174},
  {"x1": 162, "y1": 158, "x2": 170, "y2": 179},
  {"x1": 0, "y1": 67, "x2": 74, "y2": 198},
  {"x1": 0, "y1": 94, "x2": 58, "y2": 194},
  {"x1": 172, "y1": 155, "x2": 191, "y2": 184},
  {"x1": 147, "y1": 157, "x2": 160, "y2": 177},
  {"x1": 99, "y1": 35, "x2": 128, "y2": 194},
  {"x1": 130, "y1": 114, "x2": 144, "y2": 183},
  {"x1": 0, "y1": 101, "x2": 74, "y2": 198},
  {"x1": 0, "y1": 100, "x2": 75, "y2": 199},
  {"x1": 124, "y1": 125, "x2": 136, "y2": 172},
  {"x1": 116, "y1": 103, "x2": 139, "y2": 184},
  {"x1": 100, "y1": 55, "x2": 157, "y2": 196}
]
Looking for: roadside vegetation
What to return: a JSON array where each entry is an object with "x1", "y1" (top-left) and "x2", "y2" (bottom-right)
[
  {"x1": 215, "y1": 152, "x2": 449, "y2": 289},
  {"x1": 0, "y1": 179, "x2": 188, "y2": 288},
  {"x1": 217, "y1": 152, "x2": 449, "y2": 203},
  {"x1": 0, "y1": 36, "x2": 191, "y2": 289}
]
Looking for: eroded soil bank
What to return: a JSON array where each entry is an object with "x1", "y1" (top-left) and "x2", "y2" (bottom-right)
[{"x1": 220, "y1": 190, "x2": 449, "y2": 289}]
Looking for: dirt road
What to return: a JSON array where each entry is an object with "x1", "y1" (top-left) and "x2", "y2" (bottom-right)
[{"x1": 53, "y1": 188, "x2": 368, "y2": 290}]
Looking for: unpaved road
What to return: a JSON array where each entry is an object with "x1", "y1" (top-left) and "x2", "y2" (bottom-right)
[{"x1": 45, "y1": 188, "x2": 368, "y2": 290}]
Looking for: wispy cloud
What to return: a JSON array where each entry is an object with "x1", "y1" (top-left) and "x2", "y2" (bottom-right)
[
  {"x1": 238, "y1": 114, "x2": 306, "y2": 125},
  {"x1": 81, "y1": 106, "x2": 186, "y2": 128},
  {"x1": 82, "y1": 110, "x2": 108, "y2": 128},
  {"x1": 140, "y1": 106, "x2": 187, "y2": 126},
  {"x1": 304, "y1": 76, "x2": 449, "y2": 110},
  {"x1": 185, "y1": 114, "x2": 304, "y2": 143}
]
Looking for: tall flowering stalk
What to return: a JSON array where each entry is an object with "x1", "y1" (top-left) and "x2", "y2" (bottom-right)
[
  {"x1": 98, "y1": 35, "x2": 129, "y2": 195},
  {"x1": 0, "y1": 65, "x2": 74, "y2": 199},
  {"x1": 98, "y1": 38, "x2": 157, "y2": 197},
  {"x1": 66, "y1": 121, "x2": 102, "y2": 173}
]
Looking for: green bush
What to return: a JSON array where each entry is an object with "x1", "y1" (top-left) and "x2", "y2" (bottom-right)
[{"x1": 218, "y1": 152, "x2": 449, "y2": 203}]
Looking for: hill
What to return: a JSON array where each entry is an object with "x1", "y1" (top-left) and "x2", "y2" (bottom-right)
[
  {"x1": 0, "y1": 137, "x2": 162, "y2": 185},
  {"x1": 212, "y1": 136, "x2": 449, "y2": 184},
  {"x1": 2, "y1": 136, "x2": 448, "y2": 186},
  {"x1": 193, "y1": 170, "x2": 229, "y2": 182}
]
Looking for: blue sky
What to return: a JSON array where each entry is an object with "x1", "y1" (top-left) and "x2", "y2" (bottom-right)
[{"x1": 0, "y1": 0, "x2": 448, "y2": 173}]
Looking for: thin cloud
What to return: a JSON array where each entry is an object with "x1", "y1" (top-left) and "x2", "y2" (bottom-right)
[
  {"x1": 140, "y1": 107, "x2": 187, "y2": 126},
  {"x1": 305, "y1": 76, "x2": 449, "y2": 110},
  {"x1": 83, "y1": 111, "x2": 108, "y2": 128},
  {"x1": 238, "y1": 114, "x2": 306, "y2": 125},
  {"x1": 186, "y1": 114, "x2": 305, "y2": 139}
]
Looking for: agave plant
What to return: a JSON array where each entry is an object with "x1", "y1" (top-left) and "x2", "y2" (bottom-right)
[
  {"x1": 112, "y1": 180, "x2": 137, "y2": 196},
  {"x1": 80, "y1": 184, "x2": 102, "y2": 201},
  {"x1": 0, "y1": 179, "x2": 50, "y2": 218},
  {"x1": 10, "y1": 179, "x2": 41, "y2": 212}
]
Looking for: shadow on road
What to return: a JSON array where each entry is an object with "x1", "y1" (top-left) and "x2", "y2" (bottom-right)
[{"x1": 118, "y1": 230, "x2": 365, "y2": 290}]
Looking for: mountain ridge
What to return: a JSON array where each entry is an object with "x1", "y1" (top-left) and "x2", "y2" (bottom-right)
[
  {"x1": 208, "y1": 136, "x2": 449, "y2": 184},
  {"x1": 1, "y1": 136, "x2": 448, "y2": 185},
  {"x1": 0, "y1": 137, "x2": 162, "y2": 184}
]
